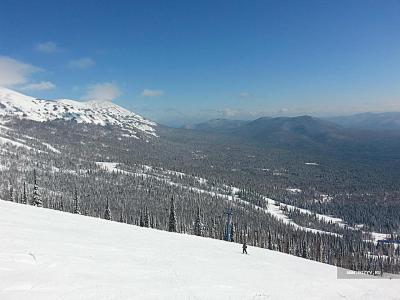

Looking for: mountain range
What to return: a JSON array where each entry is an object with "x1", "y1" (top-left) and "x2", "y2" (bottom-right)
[
  {"x1": 327, "y1": 112, "x2": 400, "y2": 130},
  {"x1": 188, "y1": 112, "x2": 400, "y2": 134},
  {"x1": 2, "y1": 87, "x2": 400, "y2": 160}
]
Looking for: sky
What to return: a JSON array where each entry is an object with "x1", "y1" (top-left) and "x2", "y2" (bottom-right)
[{"x1": 0, "y1": 0, "x2": 399, "y2": 126}]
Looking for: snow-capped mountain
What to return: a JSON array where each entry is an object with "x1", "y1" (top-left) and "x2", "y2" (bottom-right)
[{"x1": 0, "y1": 87, "x2": 157, "y2": 137}]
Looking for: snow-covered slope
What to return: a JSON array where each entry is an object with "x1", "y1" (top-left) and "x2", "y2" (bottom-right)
[
  {"x1": 0, "y1": 200, "x2": 398, "y2": 300},
  {"x1": 0, "y1": 87, "x2": 156, "y2": 137}
]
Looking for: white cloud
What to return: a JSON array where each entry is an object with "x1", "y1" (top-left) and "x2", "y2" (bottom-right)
[
  {"x1": 68, "y1": 57, "x2": 95, "y2": 69},
  {"x1": 218, "y1": 108, "x2": 243, "y2": 117},
  {"x1": 21, "y1": 81, "x2": 56, "y2": 91},
  {"x1": 0, "y1": 56, "x2": 40, "y2": 87},
  {"x1": 239, "y1": 91, "x2": 252, "y2": 98},
  {"x1": 141, "y1": 89, "x2": 164, "y2": 97},
  {"x1": 35, "y1": 41, "x2": 60, "y2": 53},
  {"x1": 83, "y1": 82, "x2": 121, "y2": 101}
]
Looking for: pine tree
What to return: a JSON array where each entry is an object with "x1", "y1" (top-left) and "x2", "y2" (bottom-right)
[
  {"x1": 168, "y1": 197, "x2": 176, "y2": 232},
  {"x1": 268, "y1": 231, "x2": 273, "y2": 250},
  {"x1": 119, "y1": 212, "x2": 124, "y2": 223},
  {"x1": 32, "y1": 169, "x2": 42, "y2": 207},
  {"x1": 22, "y1": 182, "x2": 27, "y2": 204},
  {"x1": 104, "y1": 199, "x2": 112, "y2": 220},
  {"x1": 142, "y1": 206, "x2": 149, "y2": 227},
  {"x1": 194, "y1": 206, "x2": 202, "y2": 236},
  {"x1": 230, "y1": 222, "x2": 235, "y2": 242},
  {"x1": 139, "y1": 211, "x2": 144, "y2": 227},
  {"x1": 210, "y1": 218, "x2": 217, "y2": 239},
  {"x1": 302, "y1": 241, "x2": 307, "y2": 259},
  {"x1": 150, "y1": 215, "x2": 155, "y2": 228},
  {"x1": 9, "y1": 185, "x2": 14, "y2": 202},
  {"x1": 73, "y1": 188, "x2": 80, "y2": 214}
]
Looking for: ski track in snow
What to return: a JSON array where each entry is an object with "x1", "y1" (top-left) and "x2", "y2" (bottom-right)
[
  {"x1": 0, "y1": 136, "x2": 34, "y2": 151},
  {"x1": 0, "y1": 134, "x2": 62, "y2": 155},
  {"x1": 0, "y1": 125, "x2": 61, "y2": 154},
  {"x1": 0, "y1": 200, "x2": 398, "y2": 300}
]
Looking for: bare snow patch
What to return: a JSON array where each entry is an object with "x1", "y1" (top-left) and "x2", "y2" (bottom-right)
[
  {"x1": 42, "y1": 142, "x2": 61, "y2": 154},
  {"x1": 286, "y1": 188, "x2": 302, "y2": 194}
]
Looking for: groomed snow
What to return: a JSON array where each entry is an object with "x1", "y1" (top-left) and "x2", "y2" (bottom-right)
[{"x1": 0, "y1": 200, "x2": 398, "y2": 300}]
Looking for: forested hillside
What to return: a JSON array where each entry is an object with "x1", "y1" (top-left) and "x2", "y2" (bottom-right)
[{"x1": 1, "y1": 114, "x2": 400, "y2": 275}]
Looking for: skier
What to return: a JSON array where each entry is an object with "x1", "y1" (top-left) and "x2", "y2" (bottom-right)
[{"x1": 242, "y1": 242, "x2": 248, "y2": 254}]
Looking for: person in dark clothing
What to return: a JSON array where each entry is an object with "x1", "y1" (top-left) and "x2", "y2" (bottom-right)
[{"x1": 242, "y1": 242, "x2": 248, "y2": 254}]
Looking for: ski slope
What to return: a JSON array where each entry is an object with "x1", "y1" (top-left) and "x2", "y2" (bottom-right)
[{"x1": 0, "y1": 200, "x2": 398, "y2": 300}]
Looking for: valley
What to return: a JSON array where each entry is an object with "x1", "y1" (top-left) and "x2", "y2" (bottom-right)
[{"x1": 1, "y1": 88, "x2": 400, "y2": 277}]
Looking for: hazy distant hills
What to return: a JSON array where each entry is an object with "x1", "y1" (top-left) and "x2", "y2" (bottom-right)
[
  {"x1": 235, "y1": 115, "x2": 345, "y2": 143},
  {"x1": 183, "y1": 114, "x2": 400, "y2": 158},
  {"x1": 186, "y1": 116, "x2": 348, "y2": 147},
  {"x1": 326, "y1": 112, "x2": 400, "y2": 130},
  {"x1": 188, "y1": 112, "x2": 400, "y2": 134},
  {"x1": 183, "y1": 118, "x2": 248, "y2": 131}
]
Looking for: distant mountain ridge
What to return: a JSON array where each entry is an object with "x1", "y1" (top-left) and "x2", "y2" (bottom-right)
[
  {"x1": 326, "y1": 112, "x2": 400, "y2": 130},
  {"x1": 185, "y1": 116, "x2": 347, "y2": 147},
  {"x1": 184, "y1": 118, "x2": 248, "y2": 131},
  {"x1": 0, "y1": 87, "x2": 157, "y2": 138}
]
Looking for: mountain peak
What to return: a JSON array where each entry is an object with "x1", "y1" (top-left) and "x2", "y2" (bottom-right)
[{"x1": 0, "y1": 87, "x2": 157, "y2": 138}]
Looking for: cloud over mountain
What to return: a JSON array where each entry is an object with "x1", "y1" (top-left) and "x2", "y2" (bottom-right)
[{"x1": 83, "y1": 82, "x2": 121, "y2": 101}]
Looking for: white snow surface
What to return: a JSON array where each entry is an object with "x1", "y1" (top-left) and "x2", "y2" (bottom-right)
[
  {"x1": 0, "y1": 200, "x2": 398, "y2": 300},
  {"x1": 0, "y1": 87, "x2": 157, "y2": 137},
  {"x1": 305, "y1": 162, "x2": 319, "y2": 166},
  {"x1": 41, "y1": 142, "x2": 61, "y2": 154},
  {"x1": 286, "y1": 188, "x2": 302, "y2": 193}
]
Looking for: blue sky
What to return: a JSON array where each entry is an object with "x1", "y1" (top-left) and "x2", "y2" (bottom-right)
[{"x1": 0, "y1": 0, "x2": 399, "y2": 126}]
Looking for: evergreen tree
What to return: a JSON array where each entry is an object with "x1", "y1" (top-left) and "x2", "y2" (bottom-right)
[
  {"x1": 139, "y1": 211, "x2": 144, "y2": 227},
  {"x1": 194, "y1": 206, "x2": 202, "y2": 236},
  {"x1": 144, "y1": 206, "x2": 150, "y2": 227},
  {"x1": 168, "y1": 197, "x2": 176, "y2": 232},
  {"x1": 22, "y1": 182, "x2": 27, "y2": 204},
  {"x1": 73, "y1": 188, "x2": 80, "y2": 214},
  {"x1": 268, "y1": 231, "x2": 273, "y2": 250},
  {"x1": 9, "y1": 185, "x2": 14, "y2": 202},
  {"x1": 230, "y1": 222, "x2": 235, "y2": 242},
  {"x1": 302, "y1": 241, "x2": 307, "y2": 259},
  {"x1": 210, "y1": 218, "x2": 217, "y2": 239},
  {"x1": 119, "y1": 211, "x2": 124, "y2": 223},
  {"x1": 104, "y1": 199, "x2": 112, "y2": 220},
  {"x1": 32, "y1": 169, "x2": 42, "y2": 207}
]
